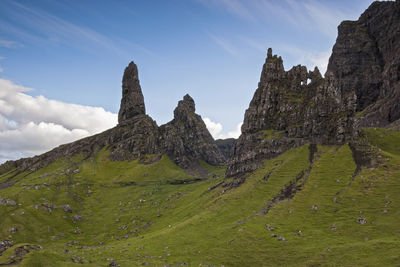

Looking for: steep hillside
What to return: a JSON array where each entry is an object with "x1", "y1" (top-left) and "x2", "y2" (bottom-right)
[{"x1": 0, "y1": 130, "x2": 399, "y2": 266}]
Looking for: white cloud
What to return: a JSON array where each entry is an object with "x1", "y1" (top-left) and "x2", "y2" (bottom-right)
[
  {"x1": 203, "y1": 117, "x2": 223, "y2": 138},
  {"x1": 0, "y1": 78, "x2": 117, "y2": 162},
  {"x1": 204, "y1": 117, "x2": 242, "y2": 139},
  {"x1": 0, "y1": 120, "x2": 89, "y2": 154}
]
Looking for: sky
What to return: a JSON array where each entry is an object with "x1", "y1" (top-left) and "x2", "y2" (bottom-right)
[{"x1": 0, "y1": 0, "x2": 378, "y2": 163}]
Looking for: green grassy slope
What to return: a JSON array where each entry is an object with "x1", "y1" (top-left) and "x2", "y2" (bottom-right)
[{"x1": 0, "y1": 129, "x2": 399, "y2": 266}]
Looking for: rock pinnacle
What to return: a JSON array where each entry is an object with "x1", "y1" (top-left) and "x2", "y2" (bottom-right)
[{"x1": 118, "y1": 61, "x2": 146, "y2": 123}]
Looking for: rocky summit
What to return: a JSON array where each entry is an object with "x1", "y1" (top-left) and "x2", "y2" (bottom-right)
[
  {"x1": 160, "y1": 94, "x2": 226, "y2": 172},
  {"x1": 226, "y1": 48, "x2": 356, "y2": 177}
]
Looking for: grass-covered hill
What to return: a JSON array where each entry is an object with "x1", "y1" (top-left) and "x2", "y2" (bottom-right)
[{"x1": 0, "y1": 127, "x2": 399, "y2": 266}]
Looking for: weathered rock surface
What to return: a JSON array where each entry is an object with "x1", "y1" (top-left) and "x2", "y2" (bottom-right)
[
  {"x1": 215, "y1": 138, "x2": 236, "y2": 160},
  {"x1": 0, "y1": 240, "x2": 13, "y2": 256},
  {"x1": 226, "y1": 49, "x2": 356, "y2": 177},
  {"x1": 328, "y1": 0, "x2": 400, "y2": 127},
  {"x1": 118, "y1": 62, "x2": 146, "y2": 123},
  {"x1": 0, "y1": 62, "x2": 223, "y2": 177},
  {"x1": 160, "y1": 94, "x2": 226, "y2": 170}
]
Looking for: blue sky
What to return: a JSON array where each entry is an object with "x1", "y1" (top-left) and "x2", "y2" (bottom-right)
[{"x1": 0, "y1": 0, "x2": 377, "y2": 161}]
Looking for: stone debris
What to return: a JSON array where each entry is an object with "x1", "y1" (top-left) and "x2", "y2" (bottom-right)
[
  {"x1": 0, "y1": 240, "x2": 14, "y2": 256},
  {"x1": 0, "y1": 198, "x2": 16, "y2": 206},
  {"x1": 60, "y1": 205, "x2": 73, "y2": 213},
  {"x1": 265, "y1": 224, "x2": 274, "y2": 231},
  {"x1": 357, "y1": 217, "x2": 367, "y2": 225},
  {"x1": 8, "y1": 227, "x2": 18, "y2": 233},
  {"x1": 72, "y1": 215, "x2": 83, "y2": 222},
  {"x1": 108, "y1": 258, "x2": 120, "y2": 266}
]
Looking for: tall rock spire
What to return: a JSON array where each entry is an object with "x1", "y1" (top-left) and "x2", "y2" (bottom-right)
[{"x1": 118, "y1": 61, "x2": 146, "y2": 123}]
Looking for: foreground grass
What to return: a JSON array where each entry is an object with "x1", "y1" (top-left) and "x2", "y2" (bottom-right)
[{"x1": 0, "y1": 129, "x2": 399, "y2": 266}]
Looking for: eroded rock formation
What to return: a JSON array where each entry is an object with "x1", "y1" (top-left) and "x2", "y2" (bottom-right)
[
  {"x1": 160, "y1": 94, "x2": 226, "y2": 170},
  {"x1": 0, "y1": 62, "x2": 224, "y2": 177},
  {"x1": 327, "y1": 0, "x2": 400, "y2": 127},
  {"x1": 226, "y1": 49, "x2": 356, "y2": 177},
  {"x1": 118, "y1": 62, "x2": 146, "y2": 123}
]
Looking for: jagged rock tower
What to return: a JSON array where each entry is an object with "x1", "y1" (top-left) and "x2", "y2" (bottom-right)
[
  {"x1": 160, "y1": 94, "x2": 226, "y2": 170},
  {"x1": 118, "y1": 62, "x2": 146, "y2": 123},
  {"x1": 226, "y1": 48, "x2": 356, "y2": 177}
]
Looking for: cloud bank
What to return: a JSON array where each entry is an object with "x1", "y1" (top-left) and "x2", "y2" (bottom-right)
[
  {"x1": 0, "y1": 78, "x2": 117, "y2": 163},
  {"x1": 204, "y1": 117, "x2": 242, "y2": 140}
]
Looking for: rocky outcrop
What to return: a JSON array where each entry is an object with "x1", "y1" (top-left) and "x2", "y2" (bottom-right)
[
  {"x1": 160, "y1": 94, "x2": 226, "y2": 170},
  {"x1": 0, "y1": 62, "x2": 224, "y2": 177},
  {"x1": 327, "y1": 1, "x2": 400, "y2": 127},
  {"x1": 215, "y1": 138, "x2": 236, "y2": 160},
  {"x1": 226, "y1": 49, "x2": 356, "y2": 177},
  {"x1": 118, "y1": 62, "x2": 146, "y2": 123}
]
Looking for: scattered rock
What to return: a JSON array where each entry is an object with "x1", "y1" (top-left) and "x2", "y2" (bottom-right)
[
  {"x1": 265, "y1": 224, "x2": 274, "y2": 231},
  {"x1": 0, "y1": 244, "x2": 41, "y2": 265},
  {"x1": 66, "y1": 240, "x2": 80, "y2": 246},
  {"x1": 357, "y1": 217, "x2": 367, "y2": 224},
  {"x1": 72, "y1": 255, "x2": 88, "y2": 264},
  {"x1": 60, "y1": 205, "x2": 72, "y2": 213},
  {"x1": 72, "y1": 215, "x2": 83, "y2": 222},
  {"x1": 277, "y1": 236, "x2": 285, "y2": 241},
  {"x1": 72, "y1": 228, "x2": 82, "y2": 234},
  {"x1": 0, "y1": 240, "x2": 13, "y2": 256},
  {"x1": 0, "y1": 198, "x2": 16, "y2": 206},
  {"x1": 109, "y1": 259, "x2": 120, "y2": 266},
  {"x1": 8, "y1": 227, "x2": 18, "y2": 233}
]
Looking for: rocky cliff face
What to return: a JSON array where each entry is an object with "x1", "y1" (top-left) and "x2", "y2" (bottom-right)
[
  {"x1": 160, "y1": 94, "x2": 226, "y2": 170},
  {"x1": 226, "y1": 49, "x2": 356, "y2": 177},
  {"x1": 215, "y1": 138, "x2": 236, "y2": 160},
  {"x1": 327, "y1": 0, "x2": 400, "y2": 127},
  {"x1": 0, "y1": 62, "x2": 224, "y2": 176}
]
